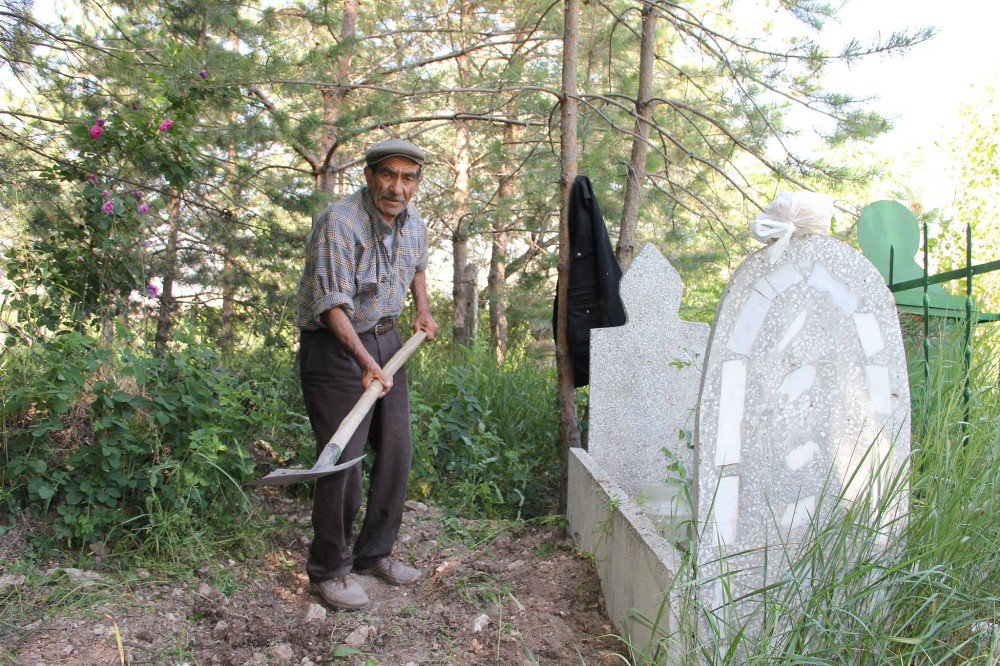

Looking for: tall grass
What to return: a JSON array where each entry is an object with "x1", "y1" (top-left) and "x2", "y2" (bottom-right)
[{"x1": 618, "y1": 326, "x2": 1000, "y2": 664}]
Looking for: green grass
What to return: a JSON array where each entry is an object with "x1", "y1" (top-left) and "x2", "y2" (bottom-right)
[{"x1": 614, "y1": 326, "x2": 1000, "y2": 664}]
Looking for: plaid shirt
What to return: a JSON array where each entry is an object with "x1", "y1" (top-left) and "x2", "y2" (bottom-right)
[{"x1": 296, "y1": 187, "x2": 428, "y2": 333}]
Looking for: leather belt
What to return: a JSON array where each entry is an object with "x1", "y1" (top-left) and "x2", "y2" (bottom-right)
[{"x1": 368, "y1": 316, "x2": 396, "y2": 335}]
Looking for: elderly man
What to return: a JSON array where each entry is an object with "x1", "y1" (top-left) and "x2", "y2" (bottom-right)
[{"x1": 296, "y1": 139, "x2": 439, "y2": 610}]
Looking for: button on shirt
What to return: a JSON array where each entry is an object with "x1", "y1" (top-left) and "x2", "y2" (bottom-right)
[{"x1": 296, "y1": 187, "x2": 429, "y2": 333}]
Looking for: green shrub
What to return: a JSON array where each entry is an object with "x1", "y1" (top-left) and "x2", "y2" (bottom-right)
[
  {"x1": 407, "y1": 337, "x2": 560, "y2": 520},
  {"x1": 0, "y1": 327, "x2": 309, "y2": 547}
]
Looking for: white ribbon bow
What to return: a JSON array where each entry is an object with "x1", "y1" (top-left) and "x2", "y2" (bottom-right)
[{"x1": 750, "y1": 191, "x2": 835, "y2": 264}]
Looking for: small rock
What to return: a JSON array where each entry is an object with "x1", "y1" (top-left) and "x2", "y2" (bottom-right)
[
  {"x1": 165, "y1": 612, "x2": 180, "y2": 623},
  {"x1": 507, "y1": 593, "x2": 526, "y2": 613},
  {"x1": 197, "y1": 582, "x2": 215, "y2": 598},
  {"x1": 300, "y1": 659, "x2": 316, "y2": 666},
  {"x1": 270, "y1": 642, "x2": 295, "y2": 665},
  {"x1": 507, "y1": 560, "x2": 524, "y2": 571},
  {"x1": 61, "y1": 645, "x2": 74, "y2": 656},
  {"x1": 212, "y1": 620, "x2": 230, "y2": 639},
  {"x1": 64, "y1": 568, "x2": 102, "y2": 583},
  {"x1": 93, "y1": 626, "x2": 105, "y2": 636},
  {"x1": 88, "y1": 542, "x2": 107, "y2": 557},
  {"x1": 305, "y1": 603, "x2": 327, "y2": 622},
  {"x1": 344, "y1": 624, "x2": 372, "y2": 648},
  {"x1": 404, "y1": 499, "x2": 429, "y2": 512},
  {"x1": 472, "y1": 637, "x2": 485, "y2": 654},
  {"x1": 0, "y1": 573, "x2": 26, "y2": 589},
  {"x1": 299, "y1": 535, "x2": 310, "y2": 546},
  {"x1": 472, "y1": 613, "x2": 489, "y2": 633},
  {"x1": 136, "y1": 568, "x2": 150, "y2": 579}
]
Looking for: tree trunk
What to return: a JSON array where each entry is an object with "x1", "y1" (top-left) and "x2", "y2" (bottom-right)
[
  {"x1": 615, "y1": 1, "x2": 657, "y2": 271},
  {"x1": 219, "y1": 132, "x2": 238, "y2": 352},
  {"x1": 219, "y1": 249, "x2": 236, "y2": 352},
  {"x1": 317, "y1": 0, "x2": 358, "y2": 195},
  {"x1": 451, "y1": 1, "x2": 475, "y2": 346},
  {"x1": 451, "y1": 117, "x2": 472, "y2": 344},
  {"x1": 557, "y1": 0, "x2": 582, "y2": 512},
  {"x1": 155, "y1": 190, "x2": 182, "y2": 355},
  {"x1": 488, "y1": 115, "x2": 517, "y2": 362},
  {"x1": 461, "y1": 262, "x2": 478, "y2": 343}
]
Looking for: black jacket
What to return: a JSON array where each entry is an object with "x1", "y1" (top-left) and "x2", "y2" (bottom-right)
[{"x1": 553, "y1": 175, "x2": 627, "y2": 387}]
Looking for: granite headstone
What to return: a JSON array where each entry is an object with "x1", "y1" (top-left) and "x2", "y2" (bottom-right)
[
  {"x1": 694, "y1": 233, "x2": 910, "y2": 631},
  {"x1": 589, "y1": 244, "x2": 710, "y2": 498}
]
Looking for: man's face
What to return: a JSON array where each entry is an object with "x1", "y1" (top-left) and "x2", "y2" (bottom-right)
[{"x1": 364, "y1": 156, "x2": 422, "y2": 222}]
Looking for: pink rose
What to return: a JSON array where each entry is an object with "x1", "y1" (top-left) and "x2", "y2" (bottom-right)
[
  {"x1": 131, "y1": 102, "x2": 139, "y2": 111},
  {"x1": 200, "y1": 69, "x2": 208, "y2": 79},
  {"x1": 102, "y1": 189, "x2": 111, "y2": 198},
  {"x1": 88, "y1": 125, "x2": 103, "y2": 139},
  {"x1": 133, "y1": 189, "x2": 143, "y2": 201},
  {"x1": 158, "y1": 119, "x2": 174, "y2": 132},
  {"x1": 138, "y1": 203, "x2": 150, "y2": 214},
  {"x1": 147, "y1": 283, "x2": 160, "y2": 298},
  {"x1": 101, "y1": 200, "x2": 114, "y2": 213},
  {"x1": 87, "y1": 173, "x2": 98, "y2": 185},
  {"x1": 95, "y1": 117, "x2": 107, "y2": 127}
]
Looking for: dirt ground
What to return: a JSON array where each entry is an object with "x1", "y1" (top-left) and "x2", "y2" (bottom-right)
[{"x1": 2, "y1": 493, "x2": 622, "y2": 665}]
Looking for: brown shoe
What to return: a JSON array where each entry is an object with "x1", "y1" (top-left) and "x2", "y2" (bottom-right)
[
  {"x1": 311, "y1": 575, "x2": 370, "y2": 610},
  {"x1": 356, "y1": 557, "x2": 421, "y2": 585}
]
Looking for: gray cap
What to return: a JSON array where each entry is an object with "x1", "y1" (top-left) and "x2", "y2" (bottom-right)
[{"x1": 364, "y1": 139, "x2": 425, "y2": 167}]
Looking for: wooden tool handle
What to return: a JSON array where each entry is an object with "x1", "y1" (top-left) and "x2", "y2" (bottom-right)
[{"x1": 315, "y1": 330, "x2": 427, "y2": 467}]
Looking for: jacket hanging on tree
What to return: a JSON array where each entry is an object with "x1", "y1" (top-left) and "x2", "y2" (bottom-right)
[{"x1": 553, "y1": 175, "x2": 627, "y2": 387}]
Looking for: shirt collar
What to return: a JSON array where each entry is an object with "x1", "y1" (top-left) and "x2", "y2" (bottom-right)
[{"x1": 362, "y1": 186, "x2": 409, "y2": 234}]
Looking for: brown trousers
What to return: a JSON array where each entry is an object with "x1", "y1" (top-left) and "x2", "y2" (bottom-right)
[{"x1": 299, "y1": 327, "x2": 412, "y2": 583}]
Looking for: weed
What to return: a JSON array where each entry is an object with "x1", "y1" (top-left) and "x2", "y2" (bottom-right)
[
  {"x1": 451, "y1": 571, "x2": 514, "y2": 607},
  {"x1": 533, "y1": 540, "x2": 558, "y2": 558}
]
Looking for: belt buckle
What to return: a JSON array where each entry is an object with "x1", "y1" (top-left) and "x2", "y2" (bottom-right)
[{"x1": 373, "y1": 318, "x2": 393, "y2": 335}]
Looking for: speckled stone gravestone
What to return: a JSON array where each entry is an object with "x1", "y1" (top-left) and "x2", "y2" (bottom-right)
[
  {"x1": 589, "y1": 244, "x2": 710, "y2": 497},
  {"x1": 694, "y1": 233, "x2": 910, "y2": 630}
]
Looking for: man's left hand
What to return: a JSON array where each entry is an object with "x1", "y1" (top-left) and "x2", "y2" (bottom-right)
[{"x1": 414, "y1": 311, "x2": 440, "y2": 341}]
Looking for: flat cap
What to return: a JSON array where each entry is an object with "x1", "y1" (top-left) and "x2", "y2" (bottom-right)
[{"x1": 364, "y1": 138, "x2": 425, "y2": 167}]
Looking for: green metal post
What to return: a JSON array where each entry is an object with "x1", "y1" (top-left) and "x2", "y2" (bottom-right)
[
  {"x1": 923, "y1": 220, "x2": 930, "y2": 400},
  {"x1": 963, "y1": 224, "x2": 973, "y2": 445}
]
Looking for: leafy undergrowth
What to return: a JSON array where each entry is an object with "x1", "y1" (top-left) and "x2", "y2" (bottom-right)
[{"x1": 1, "y1": 493, "x2": 620, "y2": 665}]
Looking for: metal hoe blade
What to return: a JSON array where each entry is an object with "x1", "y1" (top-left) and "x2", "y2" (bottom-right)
[{"x1": 248, "y1": 455, "x2": 366, "y2": 487}]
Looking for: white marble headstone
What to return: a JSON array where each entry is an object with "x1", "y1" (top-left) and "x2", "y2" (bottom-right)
[
  {"x1": 694, "y1": 234, "x2": 910, "y2": 629},
  {"x1": 589, "y1": 244, "x2": 710, "y2": 498}
]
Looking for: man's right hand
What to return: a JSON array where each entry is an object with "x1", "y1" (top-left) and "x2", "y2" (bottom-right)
[{"x1": 362, "y1": 362, "x2": 393, "y2": 398}]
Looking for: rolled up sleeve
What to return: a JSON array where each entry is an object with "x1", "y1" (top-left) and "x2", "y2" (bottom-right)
[
  {"x1": 415, "y1": 223, "x2": 429, "y2": 272},
  {"x1": 310, "y1": 213, "x2": 356, "y2": 324}
]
